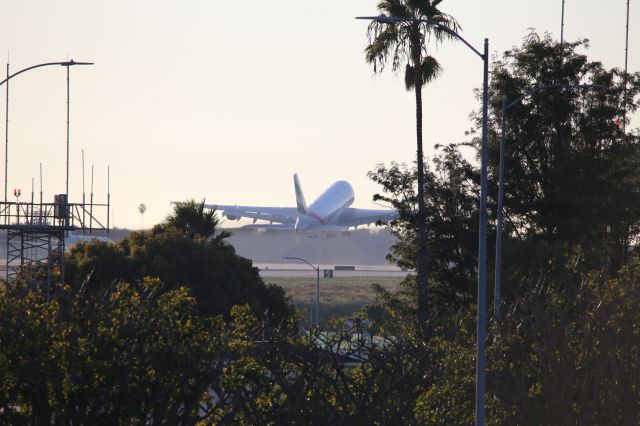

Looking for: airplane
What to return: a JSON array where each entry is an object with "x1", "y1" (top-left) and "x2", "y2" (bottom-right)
[{"x1": 204, "y1": 174, "x2": 398, "y2": 232}]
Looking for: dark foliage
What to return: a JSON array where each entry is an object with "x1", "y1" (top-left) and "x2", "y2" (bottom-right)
[
  {"x1": 368, "y1": 146, "x2": 479, "y2": 314},
  {"x1": 64, "y1": 201, "x2": 294, "y2": 323}
]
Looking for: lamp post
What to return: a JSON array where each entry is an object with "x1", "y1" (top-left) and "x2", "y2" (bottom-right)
[
  {"x1": 356, "y1": 13, "x2": 489, "y2": 425},
  {"x1": 284, "y1": 256, "x2": 320, "y2": 326},
  {"x1": 1, "y1": 60, "x2": 93, "y2": 203},
  {"x1": 494, "y1": 83, "x2": 605, "y2": 321}
]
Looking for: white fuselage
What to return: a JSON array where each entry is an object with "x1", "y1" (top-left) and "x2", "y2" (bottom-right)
[{"x1": 295, "y1": 180, "x2": 354, "y2": 232}]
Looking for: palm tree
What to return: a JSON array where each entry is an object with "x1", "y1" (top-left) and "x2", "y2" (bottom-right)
[
  {"x1": 164, "y1": 199, "x2": 231, "y2": 248},
  {"x1": 364, "y1": 0, "x2": 458, "y2": 325},
  {"x1": 138, "y1": 203, "x2": 147, "y2": 229}
]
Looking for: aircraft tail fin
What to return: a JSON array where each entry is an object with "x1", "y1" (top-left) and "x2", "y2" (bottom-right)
[{"x1": 293, "y1": 173, "x2": 308, "y2": 214}]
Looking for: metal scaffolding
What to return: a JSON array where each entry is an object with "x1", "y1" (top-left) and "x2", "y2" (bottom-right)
[
  {"x1": 0, "y1": 195, "x2": 109, "y2": 290},
  {"x1": 1, "y1": 58, "x2": 105, "y2": 293}
]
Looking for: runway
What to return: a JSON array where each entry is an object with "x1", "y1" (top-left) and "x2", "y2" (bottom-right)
[
  {"x1": 257, "y1": 263, "x2": 409, "y2": 278},
  {"x1": 0, "y1": 260, "x2": 410, "y2": 279}
]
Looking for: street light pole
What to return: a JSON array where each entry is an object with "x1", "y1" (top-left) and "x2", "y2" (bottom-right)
[
  {"x1": 0, "y1": 60, "x2": 93, "y2": 203},
  {"x1": 284, "y1": 256, "x2": 320, "y2": 326},
  {"x1": 476, "y1": 38, "x2": 489, "y2": 426},
  {"x1": 356, "y1": 14, "x2": 489, "y2": 424},
  {"x1": 494, "y1": 84, "x2": 604, "y2": 320}
]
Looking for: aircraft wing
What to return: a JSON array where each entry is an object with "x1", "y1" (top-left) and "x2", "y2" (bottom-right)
[
  {"x1": 240, "y1": 224, "x2": 294, "y2": 230},
  {"x1": 336, "y1": 208, "x2": 399, "y2": 228},
  {"x1": 204, "y1": 204, "x2": 298, "y2": 225}
]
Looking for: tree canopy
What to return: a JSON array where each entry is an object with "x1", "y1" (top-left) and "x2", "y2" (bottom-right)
[
  {"x1": 370, "y1": 32, "x2": 640, "y2": 312},
  {"x1": 1, "y1": 33, "x2": 640, "y2": 425},
  {"x1": 368, "y1": 146, "x2": 479, "y2": 314},
  {"x1": 162, "y1": 199, "x2": 231, "y2": 246},
  {"x1": 486, "y1": 33, "x2": 640, "y2": 275},
  {"x1": 65, "y1": 200, "x2": 293, "y2": 322},
  {"x1": 361, "y1": 31, "x2": 640, "y2": 422},
  {"x1": 0, "y1": 277, "x2": 227, "y2": 424}
]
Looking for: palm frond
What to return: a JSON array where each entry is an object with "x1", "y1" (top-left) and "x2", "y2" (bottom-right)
[
  {"x1": 404, "y1": 56, "x2": 442, "y2": 90},
  {"x1": 164, "y1": 199, "x2": 229, "y2": 245},
  {"x1": 422, "y1": 56, "x2": 442, "y2": 84},
  {"x1": 405, "y1": 63, "x2": 416, "y2": 90},
  {"x1": 366, "y1": 24, "x2": 401, "y2": 72},
  {"x1": 364, "y1": 0, "x2": 459, "y2": 89},
  {"x1": 378, "y1": 0, "x2": 411, "y2": 18}
]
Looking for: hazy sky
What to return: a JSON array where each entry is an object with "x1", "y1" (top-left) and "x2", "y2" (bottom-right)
[{"x1": 1, "y1": 1, "x2": 637, "y2": 229}]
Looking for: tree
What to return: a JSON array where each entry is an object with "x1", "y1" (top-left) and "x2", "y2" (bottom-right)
[
  {"x1": 368, "y1": 146, "x2": 479, "y2": 314},
  {"x1": 0, "y1": 277, "x2": 227, "y2": 424},
  {"x1": 162, "y1": 199, "x2": 231, "y2": 248},
  {"x1": 489, "y1": 264, "x2": 640, "y2": 424},
  {"x1": 364, "y1": 0, "x2": 459, "y2": 325},
  {"x1": 64, "y1": 202, "x2": 293, "y2": 323},
  {"x1": 138, "y1": 202, "x2": 147, "y2": 229},
  {"x1": 483, "y1": 32, "x2": 640, "y2": 288},
  {"x1": 361, "y1": 32, "x2": 640, "y2": 422},
  {"x1": 370, "y1": 32, "x2": 640, "y2": 310},
  {"x1": 209, "y1": 304, "x2": 461, "y2": 425}
]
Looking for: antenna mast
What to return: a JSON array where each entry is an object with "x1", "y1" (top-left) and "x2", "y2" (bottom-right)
[
  {"x1": 89, "y1": 164, "x2": 94, "y2": 229},
  {"x1": 623, "y1": 0, "x2": 630, "y2": 133},
  {"x1": 39, "y1": 163, "x2": 42, "y2": 205},
  {"x1": 560, "y1": 0, "x2": 566, "y2": 44},
  {"x1": 0, "y1": 59, "x2": 105, "y2": 287},
  {"x1": 107, "y1": 165, "x2": 110, "y2": 233},
  {"x1": 4, "y1": 62, "x2": 9, "y2": 206},
  {"x1": 66, "y1": 65, "x2": 70, "y2": 198},
  {"x1": 39, "y1": 163, "x2": 43, "y2": 224},
  {"x1": 82, "y1": 149, "x2": 86, "y2": 232}
]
